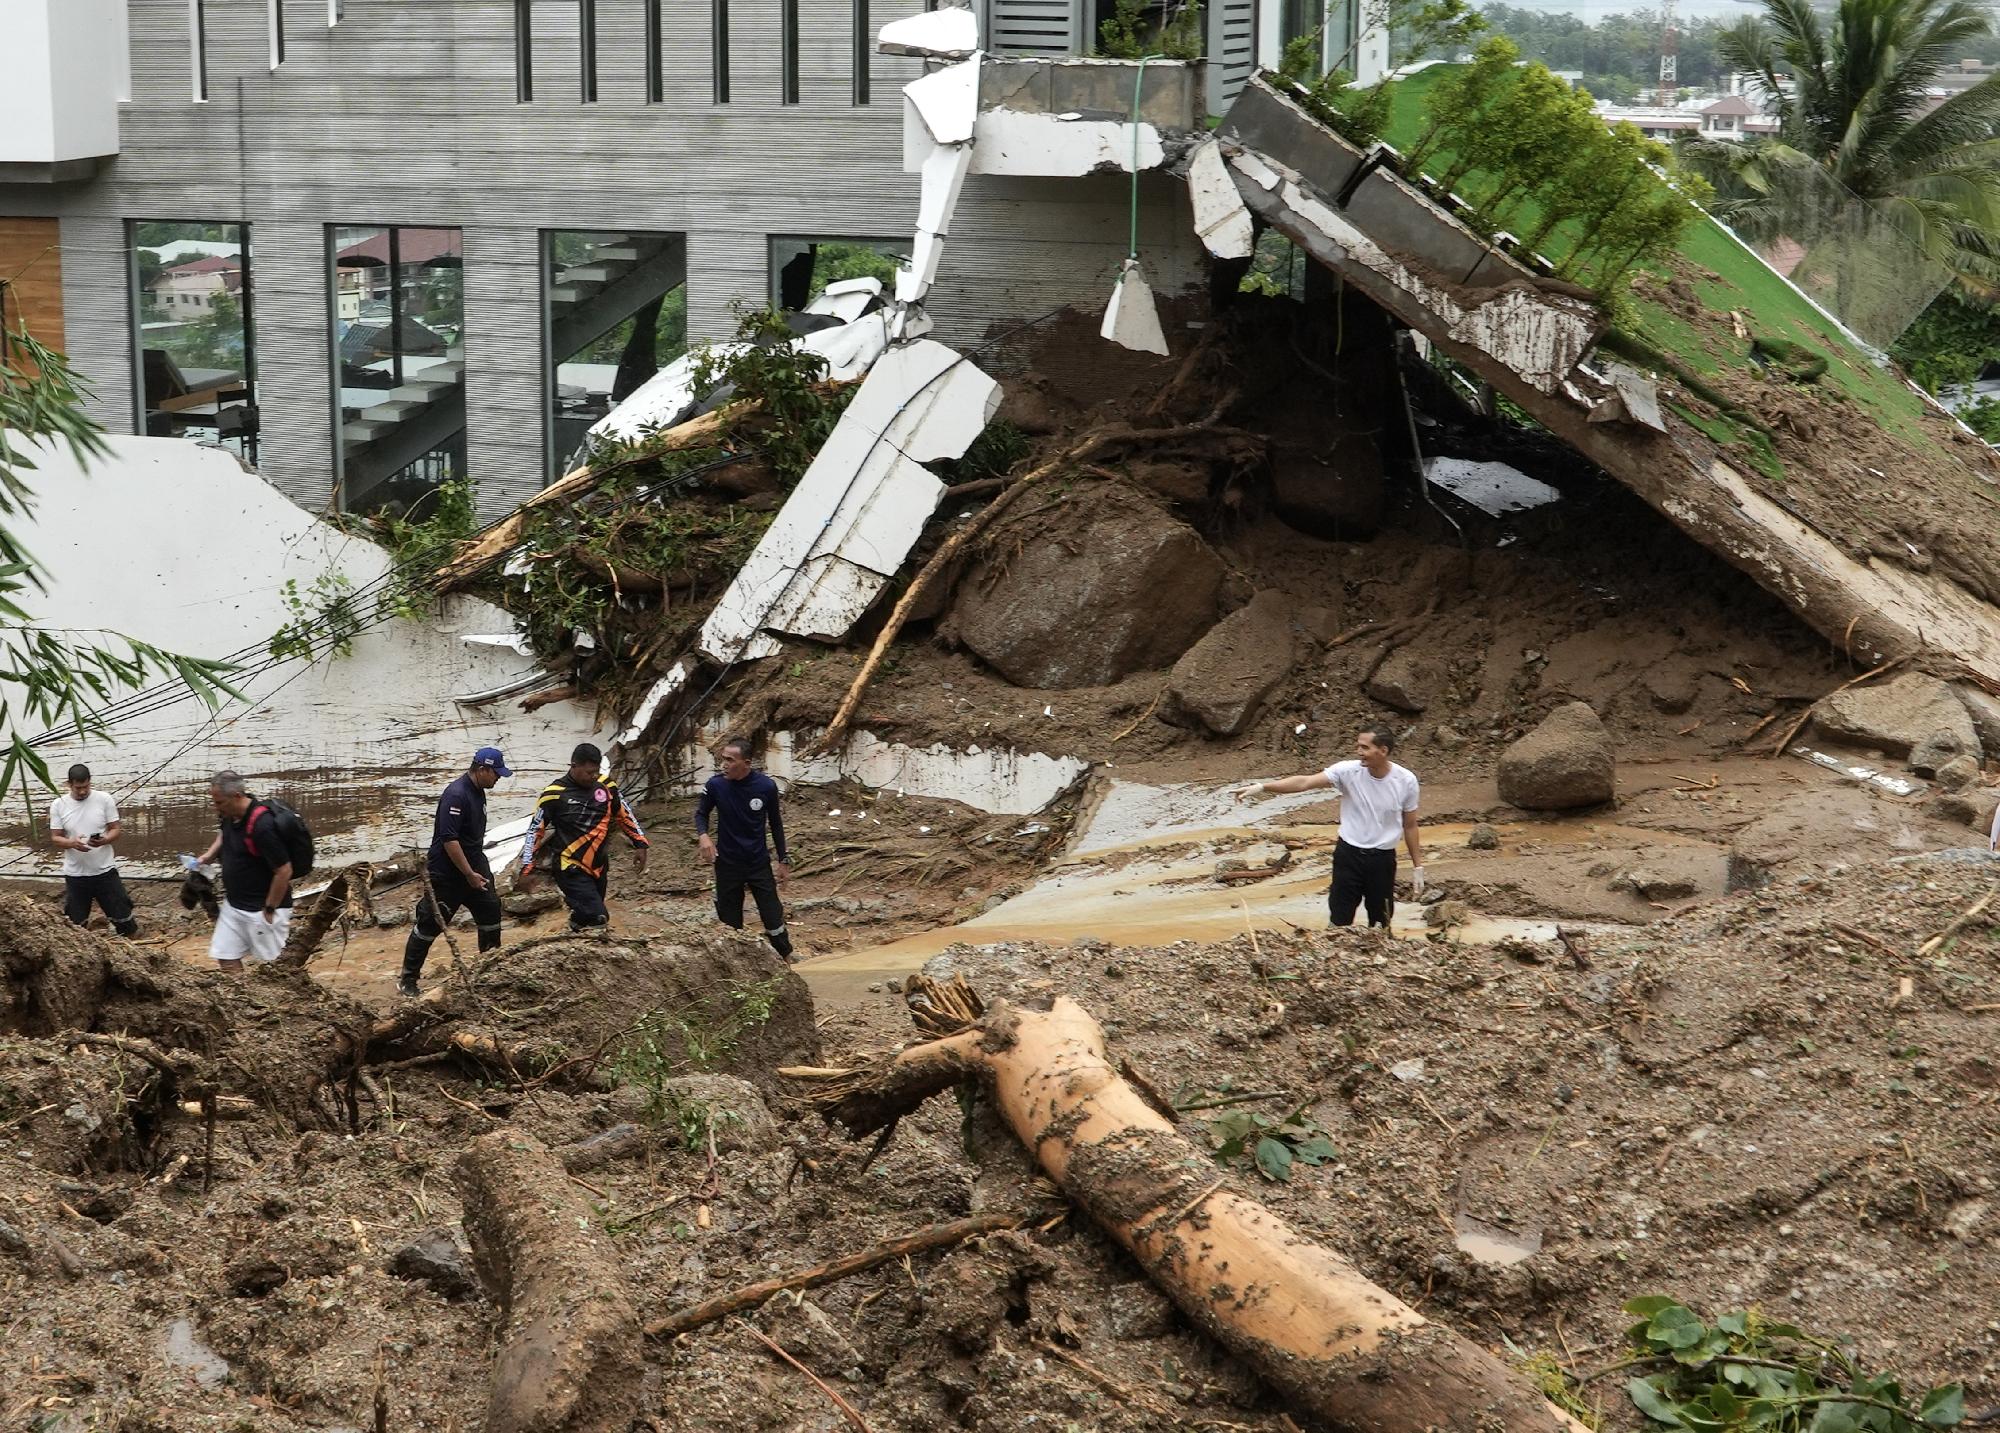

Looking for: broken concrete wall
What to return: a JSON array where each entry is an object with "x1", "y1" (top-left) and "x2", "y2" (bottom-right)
[
  {"x1": 1215, "y1": 76, "x2": 2000, "y2": 691},
  {"x1": 0, "y1": 436, "x2": 613, "y2": 872}
]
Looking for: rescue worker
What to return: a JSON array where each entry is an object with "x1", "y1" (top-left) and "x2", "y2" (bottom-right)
[
  {"x1": 695, "y1": 736, "x2": 794, "y2": 960},
  {"x1": 518, "y1": 743, "x2": 649, "y2": 930},
  {"x1": 400, "y1": 747, "x2": 510, "y2": 996}
]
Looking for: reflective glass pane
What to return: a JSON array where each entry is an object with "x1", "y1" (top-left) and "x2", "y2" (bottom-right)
[
  {"x1": 331, "y1": 225, "x2": 466, "y2": 514},
  {"x1": 545, "y1": 230, "x2": 688, "y2": 479},
  {"x1": 131, "y1": 220, "x2": 259, "y2": 464}
]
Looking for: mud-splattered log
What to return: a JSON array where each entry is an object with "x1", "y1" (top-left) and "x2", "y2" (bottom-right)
[{"x1": 789, "y1": 977, "x2": 1591, "y2": 1433}]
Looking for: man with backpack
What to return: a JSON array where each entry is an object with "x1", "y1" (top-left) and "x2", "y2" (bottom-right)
[{"x1": 194, "y1": 770, "x2": 314, "y2": 970}]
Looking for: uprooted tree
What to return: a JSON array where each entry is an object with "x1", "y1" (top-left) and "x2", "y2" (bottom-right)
[{"x1": 785, "y1": 975, "x2": 1592, "y2": 1433}]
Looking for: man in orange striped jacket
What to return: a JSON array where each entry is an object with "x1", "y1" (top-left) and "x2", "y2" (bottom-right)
[{"x1": 517, "y1": 743, "x2": 649, "y2": 930}]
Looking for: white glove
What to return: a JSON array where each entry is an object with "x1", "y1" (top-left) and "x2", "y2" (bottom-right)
[
  {"x1": 1229, "y1": 782, "x2": 1268, "y2": 803},
  {"x1": 1410, "y1": 866, "x2": 1427, "y2": 896}
]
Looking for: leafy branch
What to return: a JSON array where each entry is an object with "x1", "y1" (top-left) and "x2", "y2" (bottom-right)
[{"x1": 1566, "y1": 1296, "x2": 1968, "y2": 1431}]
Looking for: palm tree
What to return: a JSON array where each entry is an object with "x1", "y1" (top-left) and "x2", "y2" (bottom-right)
[{"x1": 1701, "y1": 0, "x2": 2000, "y2": 286}]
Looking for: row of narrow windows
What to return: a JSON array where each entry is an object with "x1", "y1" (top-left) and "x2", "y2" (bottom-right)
[
  {"x1": 184, "y1": 0, "x2": 873, "y2": 106},
  {"x1": 131, "y1": 221, "x2": 905, "y2": 512}
]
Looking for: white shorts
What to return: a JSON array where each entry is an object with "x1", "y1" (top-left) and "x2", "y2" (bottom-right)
[{"x1": 209, "y1": 904, "x2": 290, "y2": 963}]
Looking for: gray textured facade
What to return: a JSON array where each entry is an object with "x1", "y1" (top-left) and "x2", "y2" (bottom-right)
[{"x1": 1, "y1": 0, "x2": 1202, "y2": 516}]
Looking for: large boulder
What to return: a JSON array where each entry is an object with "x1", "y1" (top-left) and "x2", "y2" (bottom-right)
[
  {"x1": 950, "y1": 483, "x2": 1224, "y2": 689},
  {"x1": 1162, "y1": 589, "x2": 1299, "y2": 737},
  {"x1": 1953, "y1": 684, "x2": 2000, "y2": 757},
  {"x1": 1497, "y1": 702, "x2": 1616, "y2": 810},
  {"x1": 1366, "y1": 647, "x2": 1447, "y2": 714},
  {"x1": 1811, "y1": 672, "x2": 1980, "y2": 762},
  {"x1": 1268, "y1": 434, "x2": 1386, "y2": 540}
]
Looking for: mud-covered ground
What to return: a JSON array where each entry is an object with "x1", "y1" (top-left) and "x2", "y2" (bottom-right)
[{"x1": 3, "y1": 832, "x2": 1996, "y2": 1432}]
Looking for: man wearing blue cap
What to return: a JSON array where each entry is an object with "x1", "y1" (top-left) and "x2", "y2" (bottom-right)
[{"x1": 400, "y1": 748, "x2": 511, "y2": 996}]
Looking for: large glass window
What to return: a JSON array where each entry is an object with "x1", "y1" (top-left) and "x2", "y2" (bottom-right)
[
  {"x1": 330, "y1": 225, "x2": 465, "y2": 514},
  {"x1": 544, "y1": 231, "x2": 688, "y2": 479},
  {"x1": 131, "y1": 221, "x2": 258, "y2": 463},
  {"x1": 767, "y1": 237, "x2": 904, "y2": 313}
]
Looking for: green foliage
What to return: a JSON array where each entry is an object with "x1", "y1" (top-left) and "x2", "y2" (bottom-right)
[
  {"x1": 1278, "y1": 33, "x2": 1320, "y2": 82},
  {"x1": 610, "y1": 978, "x2": 784, "y2": 1149},
  {"x1": 1097, "y1": 0, "x2": 1202, "y2": 59},
  {"x1": 1890, "y1": 289, "x2": 2000, "y2": 394},
  {"x1": 0, "y1": 329, "x2": 240, "y2": 806},
  {"x1": 268, "y1": 570, "x2": 364, "y2": 662},
  {"x1": 939, "y1": 419, "x2": 1030, "y2": 484},
  {"x1": 1404, "y1": 39, "x2": 1701, "y2": 295},
  {"x1": 1714, "y1": 0, "x2": 2000, "y2": 286},
  {"x1": 354, "y1": 479, "x2": 481, "y2": 622},
  {"x1": 1603, "y1": 1296, "x2": 1965, "y2": 1431},
  {"x1": 1956, "y1": 394, "x2": 2000, "y2": 443},
  {"x1": 1203, "y1": 1103, "x2": 1337, "y2": 1182},
  {"x1": 804, "y1": 242, "x2": 901, "y2": 301},
  {"x1": 687, "y1": 304, "x2": 852, "y2": 486}
]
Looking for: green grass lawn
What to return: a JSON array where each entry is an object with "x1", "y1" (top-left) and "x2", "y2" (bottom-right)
[{"x1": 1373, "y1": 66, "x2": 1932, "y2": 451}]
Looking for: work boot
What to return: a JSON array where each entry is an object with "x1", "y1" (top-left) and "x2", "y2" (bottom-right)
[{"x1": 397, "y1": 972, "x2": 420, "y2": 998}]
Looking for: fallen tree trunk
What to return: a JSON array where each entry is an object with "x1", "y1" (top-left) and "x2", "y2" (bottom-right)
[
  {"x1": 433, "y1": 401, "x2": 747, "y2": 590},
  {"x1": 458, "y1": 1130, "x2": 644, "y2": 1433},
  {"x1": 789, "y1": 977, "x2": 1589, "y2": 1433}
]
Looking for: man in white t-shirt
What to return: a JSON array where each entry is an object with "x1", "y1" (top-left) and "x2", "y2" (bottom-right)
[
  {"x1": 47, "y1": 763, "x2": 138, "y2": 938},
  {"x1": 1233, "y1": 725, "x2": 1425, "y2": 929}
]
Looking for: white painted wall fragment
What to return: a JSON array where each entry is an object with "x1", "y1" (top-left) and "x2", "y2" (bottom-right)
[
  {"x1": 878, "y1": 5, "x2": 978, "y2": 59},
  {"x1": 906, "y1": 58, "x2": 980, "y2": 145},
  {"x1": 1422, "y1": 457, "x2": 1561, "y2": 515},
  {"x1": 916, "y1": 140, "x2": 975, "y2": 235},
  {"x1": 1101, "y1": 259, "x2": 1169, "y2": 356},
  {"x1": 685, "y1": 722, "x2": 1089, "y2": 815},
  {"x1": 1187, "y1": 139, "x2": 1254, "y2": 260},
  {"x1": 614, "y1": 661, "x2": 688, "y2": 748},
  {"x1": 968, "y1": 109, "x2": 1164, "y2": 176},
  {"x1": 698, "y1": 339, "x2": 1000, "y2": 663}
]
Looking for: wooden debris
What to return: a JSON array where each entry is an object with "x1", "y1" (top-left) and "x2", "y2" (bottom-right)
[{"x1": 645, "y1": 1211, "x2": 1022, "y2": 1340}]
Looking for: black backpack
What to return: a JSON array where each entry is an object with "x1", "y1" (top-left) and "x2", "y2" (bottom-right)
[{"x1": 243, "y1": 798, "x2": 317, "y2": 879}]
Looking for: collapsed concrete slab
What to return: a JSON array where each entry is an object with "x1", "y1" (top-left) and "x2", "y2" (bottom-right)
[{"x1": 1217, "y1": 76, "x2": 2000, "y2": 691}]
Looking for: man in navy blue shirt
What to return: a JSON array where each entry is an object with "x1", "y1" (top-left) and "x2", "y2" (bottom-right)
[
  {"x1": 696, "y1": 736, "x2": 793, "y2": 960},
  {"x1": 400, "y1": 747, "x2": 510, "y2": 996}
]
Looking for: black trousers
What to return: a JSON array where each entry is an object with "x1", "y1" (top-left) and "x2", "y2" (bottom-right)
[
  {"x1": 1329, "y1": 839, "x2": 1397, "y2": 928},
  {"x1": 64, "y1": 871, "x2": 137, "y2": 937},
  {"x1": 557, "y1": 866, "x2": 611, "y2": 930},
  {"x1": 715, "y1": 859, "x2": 792, "y2": 958},
  {"x1": 403, "y1": 866, "x2": 503, "y2": 978}
]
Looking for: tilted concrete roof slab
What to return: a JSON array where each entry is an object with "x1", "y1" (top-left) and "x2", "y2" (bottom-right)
[{"x1": 1216, "y1": 76, "x2": 2000, "y2": 688}]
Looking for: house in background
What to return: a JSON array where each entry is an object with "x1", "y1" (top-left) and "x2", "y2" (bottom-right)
[{"x1": 150, "y1": 254, "x2": 242, "y2": 315}]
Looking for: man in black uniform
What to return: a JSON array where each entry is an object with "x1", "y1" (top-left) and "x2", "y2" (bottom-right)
[
  {"x1": 400, "y1": 747, "x2": 511, "y2": 996},
  {"x1": 696, "y1": 737, "x2": 794, "y2": 960},
  {"x1": 518, "y1": 743, "x2": 649, "y2": 930}
]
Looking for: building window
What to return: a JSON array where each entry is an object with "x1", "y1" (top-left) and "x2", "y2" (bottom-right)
[
  {"x1": 329, "y1": 226, "x2": 466, "y2": 514},
  {"x1": 189, "y1": 0, "x2": 208, "y2": 101},
  {"x1": 269, "y1": 0, "x2": 285, "y2": 68},
  {"x1": 544, "y1": 231, "x2": 688, "y2": 480},
  {"x1": 768, "y1": 237, "x2": 904, "y2": 312},
  {"x1": 645, "y1": 0, "x2": 664, "y2": 102},
  {"x1": 515, "y1": 0, "x2": 534, "y2": 101},
  {"x1": 852, "y1": 0, "x2": 871, "y2": 104},
  {"x1": 713, "y1": 0, "x2": 731, "y2": 103},
  {"x1": 580, "y1": 0, "x2": 598, "y2": 102},
  {"x1": 130, "y1": 222, "x2": 258, "y2": 464},
  {"x1": 781, "y1": 0, "x2": 800, "y2": 104}
]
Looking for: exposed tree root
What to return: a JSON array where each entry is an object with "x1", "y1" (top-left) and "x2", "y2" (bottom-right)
[{"x1": 787, "y1": 976, "x2": 1590, "y2": 1433}]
